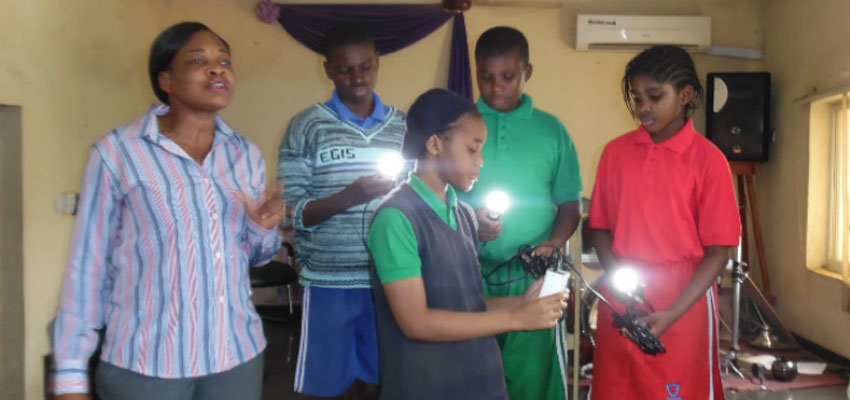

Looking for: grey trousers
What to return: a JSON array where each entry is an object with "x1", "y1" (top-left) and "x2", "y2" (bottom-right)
[{"x1": 95, "y1": 353, "x2": 264, "y2": 400}]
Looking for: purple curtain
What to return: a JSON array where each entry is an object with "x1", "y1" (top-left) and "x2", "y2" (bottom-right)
[
  {"x1": 270, "y1": 3, "x2": 473, "y2": 100},
  {"x1": 448, "y1": 14, "x2": 472, "y2": 101}
]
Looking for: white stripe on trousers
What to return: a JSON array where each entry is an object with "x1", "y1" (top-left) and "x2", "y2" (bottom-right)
[
  {"x1": 294, "y1": 286, "x2": 312, "y2": 392},
  {"x1": 555, "y1": 319, "x2": 570, "y2": 399},
  {"x1": 706, "y1": 288, "x2": 717, "y2": 400}
]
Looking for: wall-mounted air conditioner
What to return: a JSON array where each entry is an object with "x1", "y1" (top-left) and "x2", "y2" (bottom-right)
[{"x1": 576, "y1": 14, "x2": 711, "y2": 52}]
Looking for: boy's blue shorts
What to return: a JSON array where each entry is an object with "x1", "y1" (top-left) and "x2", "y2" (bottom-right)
[{"x1": 293, "y1": 286, "x2": 379, "y2": 397}]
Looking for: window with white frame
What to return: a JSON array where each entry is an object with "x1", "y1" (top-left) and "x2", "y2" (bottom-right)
[{"x1": 825, "y1": 95, "x2": 850, "y2": 275}]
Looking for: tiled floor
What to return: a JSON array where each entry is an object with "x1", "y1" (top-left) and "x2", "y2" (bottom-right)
[
  {"x1": 725, "y1": 386, "x2": 847, "y2": 400},
  {"x1": 259, "y1": 311, "x2": 848, "y2": 400}
]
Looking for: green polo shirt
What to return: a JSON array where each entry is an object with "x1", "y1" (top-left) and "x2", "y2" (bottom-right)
[
  {"x1": 458, "y1": 94, "x2": 582, "y2": 264},
  {"x1": 368, "y1": 172, "x2": 459, "y2": 284}
]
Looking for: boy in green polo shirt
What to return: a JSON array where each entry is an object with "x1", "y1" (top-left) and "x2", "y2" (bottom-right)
[{"x1": 459, "y1": 27, "x2": 583, "y2": 400}]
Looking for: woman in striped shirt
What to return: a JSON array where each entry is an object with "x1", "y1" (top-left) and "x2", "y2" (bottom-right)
[{"x1": 53, "y1": 22, "x2": 283, "y2": 400}]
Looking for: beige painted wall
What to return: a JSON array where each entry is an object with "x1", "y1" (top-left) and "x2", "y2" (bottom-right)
[
  {"x1": 0, "y1": 0, "x2": 764, "y2": 398},
  {"x1": 760, "y1": 0, "x2": 850, "y2": 358}
]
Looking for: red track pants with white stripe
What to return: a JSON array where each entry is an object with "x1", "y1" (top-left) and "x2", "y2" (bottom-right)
[{"x1": 590, "y1": 261, "x2": 724, "y2": 400}]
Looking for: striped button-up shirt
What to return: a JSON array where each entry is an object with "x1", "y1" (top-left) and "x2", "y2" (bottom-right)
[{"x1": 53, "y1": 104, "x2": 281, "y2": 395}]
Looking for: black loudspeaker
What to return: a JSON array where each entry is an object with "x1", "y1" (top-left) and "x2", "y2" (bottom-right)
[{"x1": 706, "y1": 72, "x2": 771, "y2": 162}]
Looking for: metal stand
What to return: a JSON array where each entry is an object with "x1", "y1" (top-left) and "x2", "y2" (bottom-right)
[
  {"x1": 730, "y1": 161, "x2": 773, "y2": 303},
  {"x1": 722, "y1": 238, "x2": 747, "y2": 379}
]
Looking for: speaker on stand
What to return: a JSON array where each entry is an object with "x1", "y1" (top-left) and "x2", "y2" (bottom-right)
[
  {"x1": 707, "y1": 72, "x2": 776, "y2": 306},
  {"x1": 708, "y1": 73, "x2": 800, "y2": 383},
  {"x1": 706, "y1": 72, "x2": 771, "y2": 162}
]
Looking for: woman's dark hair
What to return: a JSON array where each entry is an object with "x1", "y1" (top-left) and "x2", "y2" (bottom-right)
[
  {"x1": 621, "y1": 45, "x2": 704, "y2": 116},
  {"x1": 148, "y1": 22, "x2": 230, "y2": 104}
]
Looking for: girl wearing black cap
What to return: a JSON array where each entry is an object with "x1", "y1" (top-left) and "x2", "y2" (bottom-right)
[{"x1": 367, "y1": 89, "x2": 568, "y2": 399}]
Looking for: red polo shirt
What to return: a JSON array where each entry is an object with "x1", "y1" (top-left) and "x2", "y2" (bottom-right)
[{"x1": 589, "y1": 119, "x2": 741, "y2": 264}]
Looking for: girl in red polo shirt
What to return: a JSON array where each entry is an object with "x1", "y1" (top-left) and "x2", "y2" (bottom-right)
[{"x1": 588, "y1": 45, "x2": 741, "y2": 400}]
